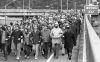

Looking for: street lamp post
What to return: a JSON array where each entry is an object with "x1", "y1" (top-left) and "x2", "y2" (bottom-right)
[
  {"x1": 23, "y1": 0, "x2": 25, "y2": 21},
  {"x1": 29, "y1": 0, "x2": 31, "y2": 18},
  {"x1": 61, "y1": 0, "x2": 62, "y2": 12},
  {"x1": 5, "y1": 6, "x2": 7, "y2": 25},
  {"x1": 29, "y1": 0, "x2": 31, "y2": 10},
  {"x1": 5, "y1": 0, "x2": 16, "y2": 25},
  {"x1": 67, "y1": 0, "x2": 68, "y2": 10},
  {"x1": 74, "y1": 2, "x2": 77, "y2": 13}
]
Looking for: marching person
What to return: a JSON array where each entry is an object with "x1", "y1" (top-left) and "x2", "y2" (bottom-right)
[
  {"x1": 41, "y1": 25, "x2": 50, "y2": 59},
  {"x1": 23, "y1": 28, "x2": 32, "y2": 59},
  {"x1": 11, "y1": 24, "x2": 24, "y2": 60},
  {"x1": 50, "y1": 22, "x2": 63, "y2": 59},
  {"x1": 6, "y1": 26, "x2": 12, "y2": 55},
  {"x1": 1, "y1": 25, "x2": 11, "y2": 61},
  {"x1": 30, "y1": 25, "x2": 41, "y2": 59},
  {"x1": 0, "y1": 27, "x2": 2, "y2": 52},
  {"x1": 63, "y1": 23, "x2": 75, "y2": 60}
]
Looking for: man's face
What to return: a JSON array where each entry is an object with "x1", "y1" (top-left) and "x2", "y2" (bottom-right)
[
  {"x1": 34, "y1": 26, "x2": 38, "y2": 30},
  {"x1": 55, "y1": 24, "x2": 59, "y2": 28},
  {"x1": 44, "y1": 26, "x2": 47, "y2": 29},
  {"x1": 15, "y1": 26, "x2": 19, "y2": 30},
  {"x1": 8, "y1": 27, "x2": 11, "y2": 31}
]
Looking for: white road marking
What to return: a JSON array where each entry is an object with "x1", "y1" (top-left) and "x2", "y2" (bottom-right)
[{"x1": 46, "y1": 53, "x2": 54, "y2": 62}]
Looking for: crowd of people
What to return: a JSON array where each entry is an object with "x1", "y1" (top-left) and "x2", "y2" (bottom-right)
[{"x1": 0, "y1": 10, "x2": 83, "y2": 61}]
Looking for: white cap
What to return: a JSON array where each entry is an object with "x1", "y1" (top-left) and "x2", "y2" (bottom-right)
[{"x1": 55, "y1": 22, "x2": 59, "y2": 25}]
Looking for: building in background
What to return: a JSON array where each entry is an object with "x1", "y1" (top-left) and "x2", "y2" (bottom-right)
[{"x1": 0, "y1": 16, "x2": 22, "y2": 25}]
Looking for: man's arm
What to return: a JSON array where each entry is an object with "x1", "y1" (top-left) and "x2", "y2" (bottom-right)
[
  {"x1": 58, "y1": 29, "x2": 63, "y2": 38},
  {"x1": 50, "y1": 29, "x2": 54, "y2": 38}
]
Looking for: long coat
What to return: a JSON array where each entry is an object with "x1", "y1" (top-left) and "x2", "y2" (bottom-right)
[{"x1": 63, "y1": 29, "x2": 74, "y2": 50}]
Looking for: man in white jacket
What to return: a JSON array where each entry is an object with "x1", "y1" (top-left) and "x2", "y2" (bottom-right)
[{"x1": 50, "y1": 22, "x2": 63, "y2": 59}]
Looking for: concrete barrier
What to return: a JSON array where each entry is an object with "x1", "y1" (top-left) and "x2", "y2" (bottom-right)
[{"x1": 84, "y1": 14, "x2": 100, "y2": 62}]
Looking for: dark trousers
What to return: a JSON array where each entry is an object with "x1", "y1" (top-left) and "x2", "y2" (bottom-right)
[
  {"x1": 24, "y1": 44, "x2": 32, "y2": 56},
  {"x1": 42, "y1": 42, "x2": 49, "y2": 57},
  {"x1": 2, "y1": 43, "x2": 8, "y2": 60},
  {"x1": 53, "y1": 43, "x2": 60, "y2": 58},
  {"x1": 65, "y1": 47, "x2": 73, "y2": 59}
]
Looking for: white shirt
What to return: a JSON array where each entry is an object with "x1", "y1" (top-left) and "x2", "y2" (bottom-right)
[
  {"x1": 50, "y1": 27, "x2": 63, "y2": 38},
  {"x1": 50, "y1": 27, "x2": 63, "y2": 44}
]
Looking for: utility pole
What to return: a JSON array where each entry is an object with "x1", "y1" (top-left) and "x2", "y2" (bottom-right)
[
  {"x1": 5, "y1": 6, "x2": 7, "y2": 25},
  {"x1": 74, "y1": 2, "x2": 77, "y2": 13},
  {"x1": 23, "y1": 0, "x2": 24, "y2": 9},
  {"x1": 23, "y1": 0, "x2": 25, "y2": 21},
  {"x1": 61, "y1": 0, "x2": 62, "y2": 12},
  {"x1": 29, "y1": 0, "x2": 31, "y2": 10},
  {"x1": 67, "y1": 0, "x2": 68, "y2": 10},
  {"x1": 29, "y1": 0, "x2": 31, "y2": 17}
]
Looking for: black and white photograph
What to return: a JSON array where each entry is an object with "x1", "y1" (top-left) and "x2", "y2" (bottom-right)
[{"x1": 0, "y1": 0, "x2": 100, "y2": 62}]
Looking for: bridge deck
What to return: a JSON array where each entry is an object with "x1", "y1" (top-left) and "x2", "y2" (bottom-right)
[{"x1": 0, "y1": 32, "x2": 83, "y2": 62}]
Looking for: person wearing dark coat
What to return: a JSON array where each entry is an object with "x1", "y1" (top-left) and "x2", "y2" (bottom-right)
[
  {"x1": 41, "y1": 25, "x2": 50, "y2": 59},
  {"x1": 30, "y1": 25, "x2": 41, "y2": 60},
  {"x1": 63, "y1": 25, "x2": 75, "y2": 60},
  {"x1": 0, "y1": 26, "x2": 11, "y2": 61},
  {"x1": 71, "y1": 21, "x2": 77, "y2": 46},
  {"x1": 0, "y1": 27, "x2": 2, "y2": 49},
  {"x1": 11, "y1": 25, "x2": 24, "y2": 60}
]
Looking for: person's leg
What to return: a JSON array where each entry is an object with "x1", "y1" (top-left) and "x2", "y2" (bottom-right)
[
  {"x1": 24, "y1": 45, "x2": 27, "y2": 58},
  {"x1": 15, "y1": 43, "x2": 17, "y2": 56},
  {"x1": 67, "y1": 47, "x2": 73, "y2": 60},
  {"x1": 7, "y1": 38, "x2": 12, "y2": 55},
  {"x1": 11, "y1": 39, "x2": 15, "y2": 53},
  {"x1": 52, "y1": 43, "x2": 57, "y2": 58},
  {"x1": 13, "y1": 42, "x2": 17, "y2": 56},
  {"x1": 61, "y1": 43, "x2": 65, "y2": 55},
  {"x1": 32, "y1": 44, "x2": 36, "y2": 56},
  {"x1": 55, "y1": 43, "x2": 60, "y2": 59},
  {"x1": 49, "y1": 42, "x2": 52, "y2": 53},
  {"x1": 43, "y1": 42, "x2": 48, "y2": 59},
  {"x1": 7, "y1": 43, "x2": 11, "y2": 55},
  {"x1": 24, "y1": 45, "x2": 31, "y2": 58},
  {"x1": 35, "y1": 44, "x2": 39, "y2": 59},
  {"x1": 26, "y1": 45, "x2": 31, "y2": 57},
  {"x1": 32, "y1": 44, "x2": 36, "y2": 50},
  {"x1": 2, "y1": 43, "x2": 8, "y2": 61},
  {"x1": 16, "y1": 43, "x2": 22, "y2": 59}
]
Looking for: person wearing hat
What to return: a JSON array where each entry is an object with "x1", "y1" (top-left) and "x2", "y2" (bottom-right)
[
  {"x1": 11, "y1": 25, "x2": 24, "y2": 60},
  {"x1": 41, "y1": 25, "x2": 50, "y2": 59},
  {"x1": 63, "y1": 23, "x2": 75, "y2": 60},
  {"x1": 50, "y1": 22, "x2": 63, "y2": 59}
]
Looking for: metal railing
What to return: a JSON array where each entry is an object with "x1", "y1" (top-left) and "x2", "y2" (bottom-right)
[{"x1": 0, "y1": 9, "x2": 68, "y2": 13}]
